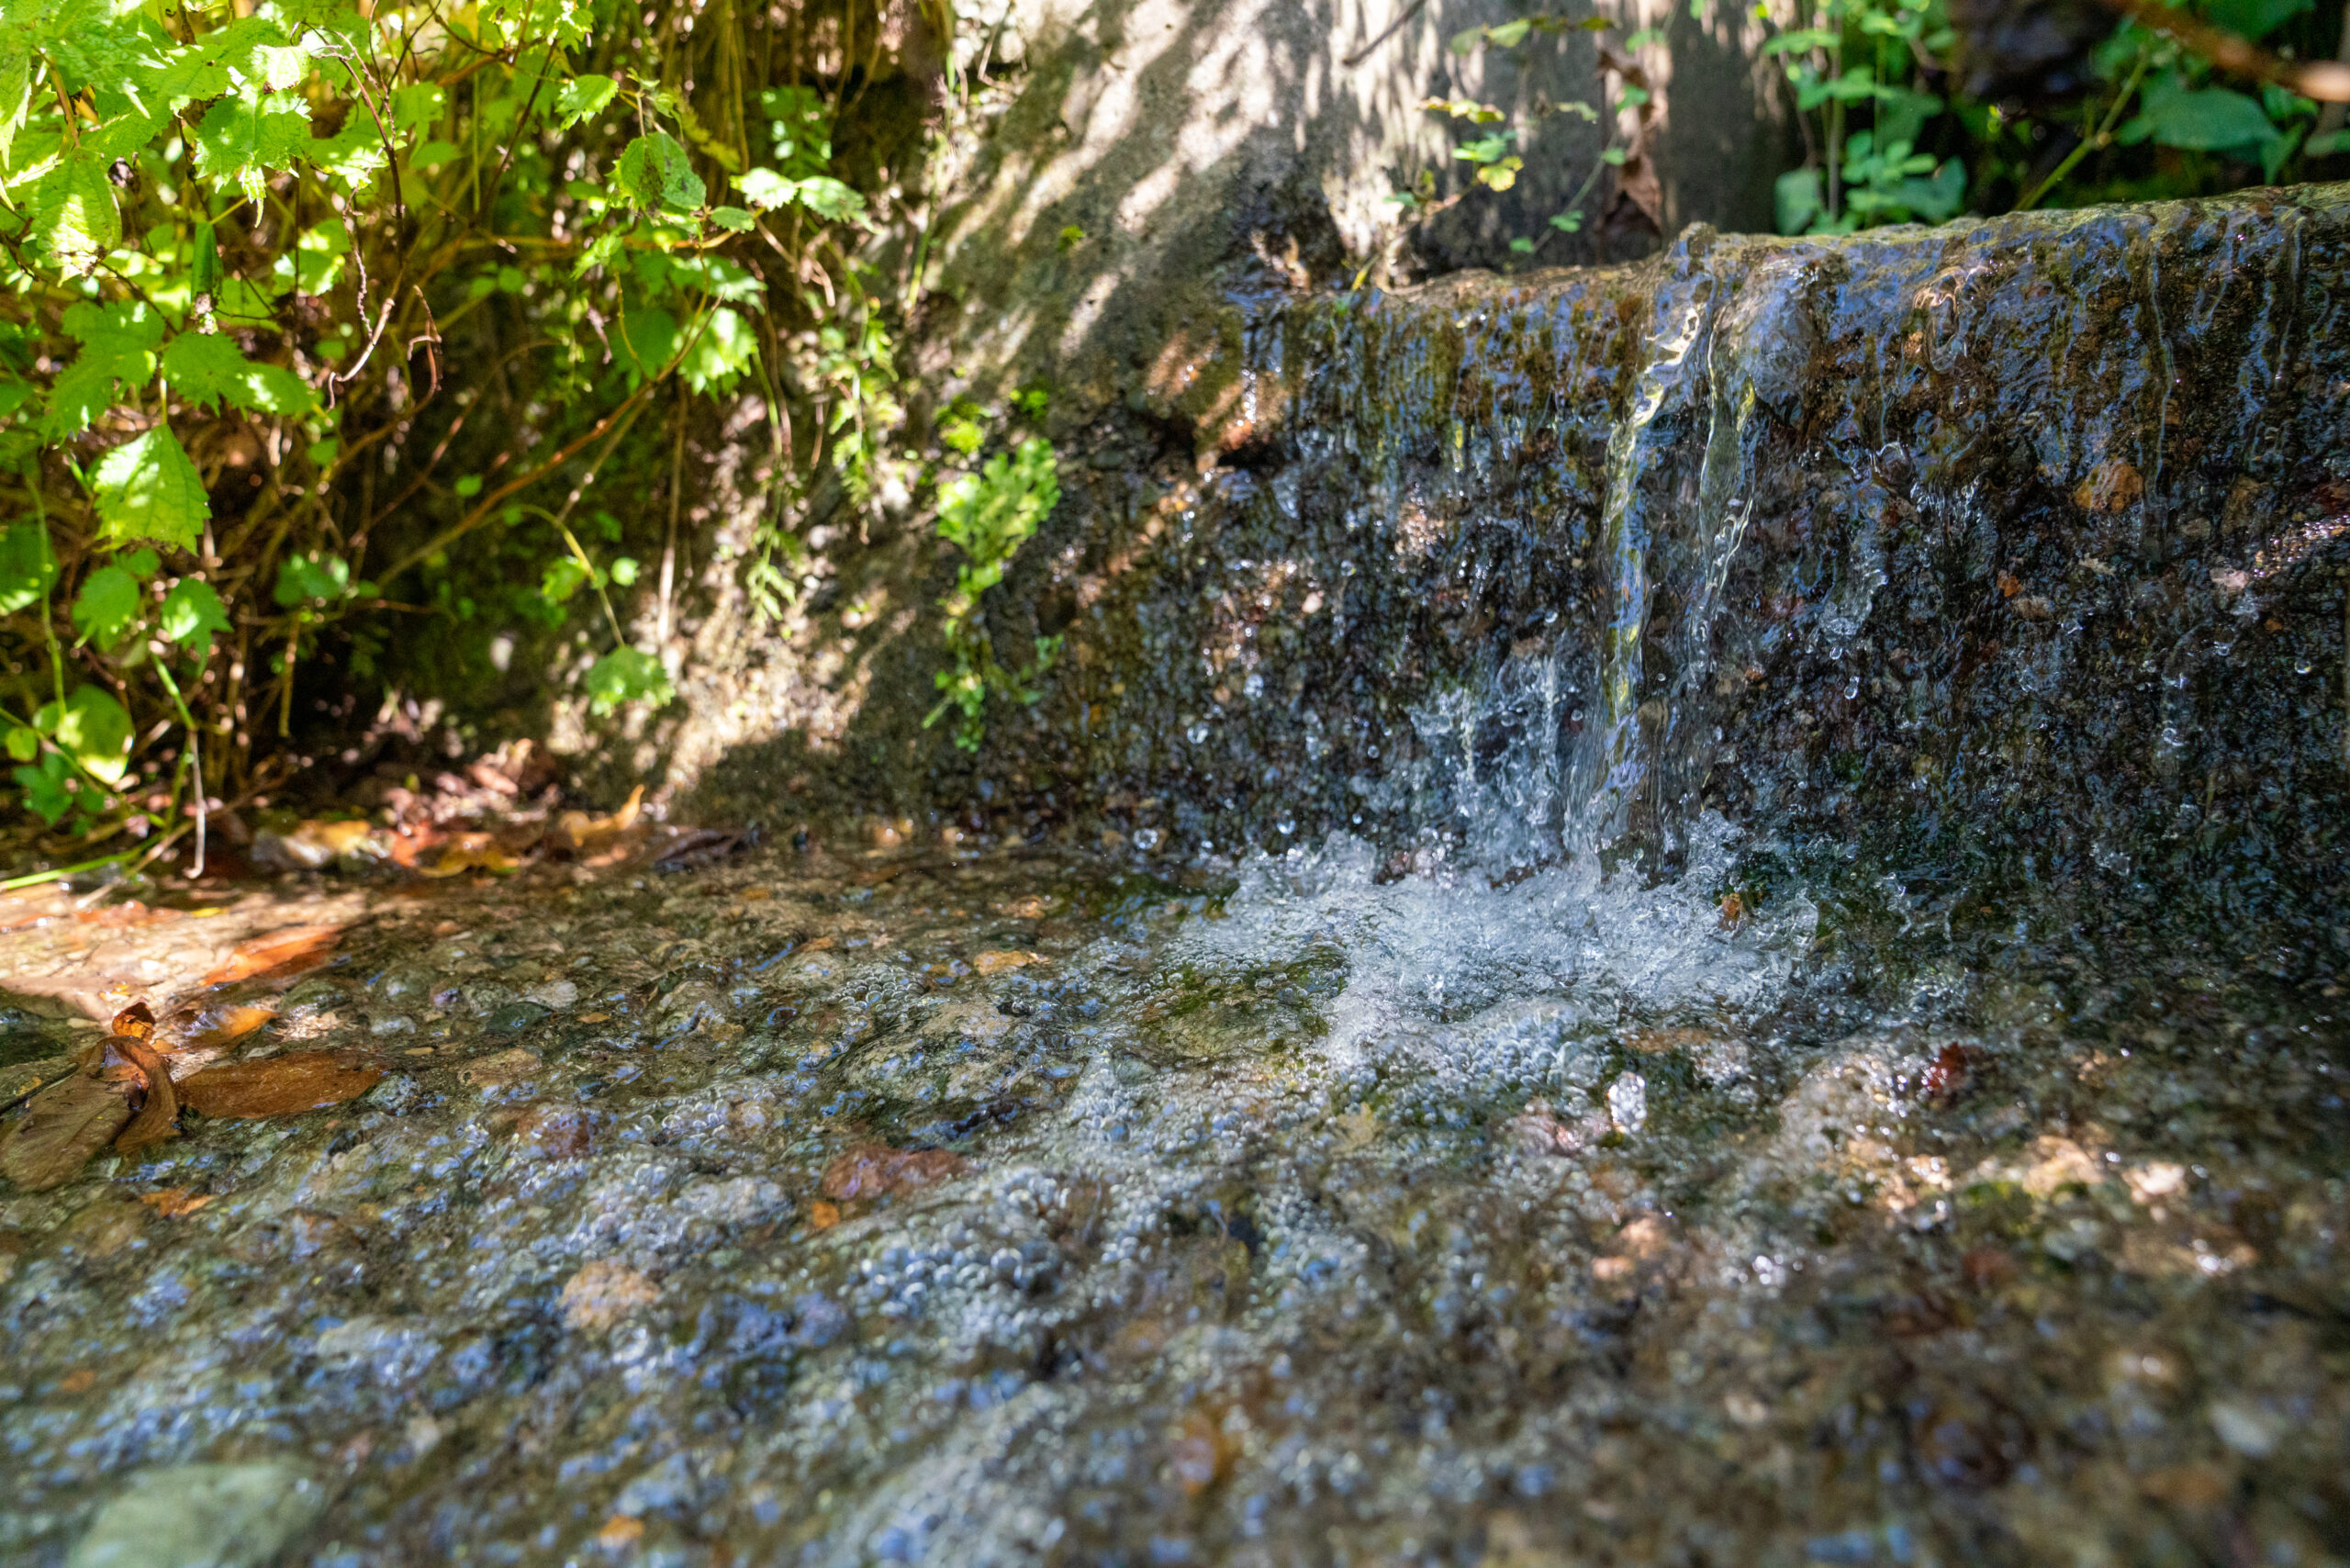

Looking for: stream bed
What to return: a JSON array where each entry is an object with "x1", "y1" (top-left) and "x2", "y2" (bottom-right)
[{"x1": 3, "y1": 826, "x2": 2344, "y2": 1567}]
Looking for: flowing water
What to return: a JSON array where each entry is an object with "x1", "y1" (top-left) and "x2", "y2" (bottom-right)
[{"x1": 5, "y1": 189, "x2": 2350, "y2": 1566}]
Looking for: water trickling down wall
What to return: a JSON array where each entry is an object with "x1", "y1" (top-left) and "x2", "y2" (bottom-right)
[{"x1": 927, "y1": 185, "x2": 2348, "y2": 974}]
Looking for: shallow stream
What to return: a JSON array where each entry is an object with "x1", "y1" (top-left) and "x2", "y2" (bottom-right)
[{"x1": 3, "y1": 823, "x2": 2345, "y2": 1566}]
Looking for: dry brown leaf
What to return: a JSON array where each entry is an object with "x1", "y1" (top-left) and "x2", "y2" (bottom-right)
[
  {"x1": 970, "y1": 950, "x2": 1041, "y2": 976},
  {"x1": 421, "y1": 835, "x2": 523, "y2": 879},
  {"x1": 111, "y1": 1033, "x2": 181, "y2": 1156},
  {"x1": 0, "y1": 1055, "x2": 76, "y2": 1114},
  {"x1": 201, "y1": 924, "x2": 346, "y2": 987},
  {"x1": 819, "y1": 1145, "x2": 968, "y2": 1203},
  {"x1": 110, "y1": 1002, "x2": 156, "y2": 1041},
  {"x1": 595, "y1": 1517, "x2": 646, "y2": 1551},
  {"x1": 1, "y1": 1074, "x2": 133, "y2": 1192},
  {"x1": 178, "y1": 1053, "x2": 385, "y2": 1119},
  {"x1": 806, "y1": 1199, "x2": 842, "y2": 1230},
  {"x1": 550, "y1": 785, "x2": 644, "y2": 854},
  {"x1": 138, "y1": 1188, "x2": 216, "y2": 1217},
  {"x1": 167, "y1": 1002, "x2": 276, "y2": 1052},
  {"x1": 561, "y1": 1260, "x2": 659, "y2": 1330}
]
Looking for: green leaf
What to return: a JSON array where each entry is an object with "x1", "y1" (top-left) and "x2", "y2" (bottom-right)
[
  {"x1": 14, "y1": 749, "x2": 74, "y2": 823},
  {"x1": 158, "y1": 577, "x2": 229, "y2": 656},
  {"x1": 540, "y1": 556, "x2": 591, "y2": 604},
  {"x1": 2206, "y1": 0, "x2": 2311, "y2": 40},
  {"x1": 32, "y1": 149, "x2": 119, "y2": 274},
  {"x1": 1762, "y1": 27, "x2": 1841, "y2": 53},
  {"x1": 0, "y1": 521, "x2": 59, "y2": 615},
  {"x1": 617, "y1": 304, "x2": 680, "y2": 380},
  {"x1": 71, "y1": 565, "x2": 144, "y2": 649},
  {"x1": 161, "y1": 333, "x2": 318, "y2": 415},
  {"x1": 0, "y1": 38, "x2": 30, "y2": 167},
  {"x1": 273, "y1": 553, "x2": 352, "y2": 607},
  {"x1": 1485, "y1": 18, "x2": 1531, "y2": 47},
  {"x1": 678, "y1": 307, "x2": 757, "y2": 395},
  {"x1": 789, "y1": 175, "x2": 863, "y2": 220},
  {"x1": 555, "y1": 73, "x2": 617, "y2": 129},
  {"x1": 4, "y1": 720, "x2": 36, "y2": 763},
  {"x1": 43, "y1": 299, "x2": 165, "y2": 438},
  {"x1": 2122, "y1": 76, "x2": 2282, "y2": 151},
  {"x1": 192, "y1": 89, "x2": 312, "y2": 206},
  {"x1": 90, "y1": 426, "x2": 209, "y2": 553},
  {"x1": 709, "y1": 205, "x2": 755, "y2": 231},
  {"x1": 612, "y1": 132, "x2": 704, "y2": 211},
  {"x1": 585, "y1": 646, "x2": 672, "y2": 715},
  {"x1": 309, "y1": 116, "x2": 386, "y2": 192},
  {"x1": 392, "y1": 82, "x2": 447, "y2": 134},
  {"x1": 37, "y1": 685, "x2": 132, "y2": 783},
  {"x1": 1775, "y1": 166, "x2": 1824, "y2": 235}
]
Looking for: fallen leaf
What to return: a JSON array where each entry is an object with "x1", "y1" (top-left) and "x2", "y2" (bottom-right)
[
  {"x1": 562, "y1": 1260, "x2": 659, "y2": 1330},
  {"x1": 421, "y1": 834, "x2": 522, "y2": 879},
  {"x1": 1170, "y1": 1410, "x2": 1231, "y2": 1495},
  {"x1": 139, "y1": 1188, "x2": 215, "y2": 1217},
  {"x1": 2074, "y1": 459, "x2": 2143, "y2": 514},
  {"x1": 456, "y1": 1048, "x2": 542, "y2": 1091},
  {"x1": 595, "y1": 1516, "x2": 646, "y2": 1551},
  {"x1": 202, "y1": 924, "x2": 346, "y2": 987},
  {"x1": 255, "y1": 818, "x2": 385, "y2": 870},
  {"x1": 111, "y1": 1002, "x2": 156, "y2": 1041},
  {"x1": 111, "y1": 1033, "x2": 181, "y2": 1155},
  {"x1": 55, "y1": 1367, "x2": 97, "y2": 1394},
  {"x1": 0, "y1": 1074, "x2": 134, "y2": 1192},
  {"x1": 652, "y1": 827, "x2": 752, "y2": 872},
  {"x1": 575, "y1": 1012, "x2": 611, "y2": 1024},
  {"x1": 0, "y1": 1055, "x2": 77, "y2": 1114},
  {"x1": 819, "y1": 1144, "x2": 968, "y2": 1203},
  {"x1": 178, "y1": 1053, "x2": 385, "y2": 1118},
  {"x1": 165, "y1": 1002, "x2": 276, "y2": 1052},
  {"x1": 970, "y1": 950, "x2": 1041, "y2": 976},
  {"x1": 992, "y1": 897, "x2": 1054, "y2": 920},
  {"x1": 550, "y1": 784, "x2": 644, "y2": 853},
  {"x1": 806, "y1": 1199, "x2": 841, "y2": 1230}
]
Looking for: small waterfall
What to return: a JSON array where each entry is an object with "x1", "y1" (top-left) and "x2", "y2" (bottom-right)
[{"x1": 1086, "y1": 186, "x2": 2349, "y2": 958}]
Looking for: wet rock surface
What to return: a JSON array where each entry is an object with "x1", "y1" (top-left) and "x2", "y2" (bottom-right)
[
  {"x1": 3, "y1": 833, "x2": 2344, "y2": 1565},
  {"x1": 699, "y1": 185, "x2": 2350, "y2": 992}
]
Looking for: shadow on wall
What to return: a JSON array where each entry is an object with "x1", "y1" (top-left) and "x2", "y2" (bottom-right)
[
  {"x1": 660, "y1": 0, "x2": 1796, "y2": 838},
  {"x1": 909, "y1": 0, "x2": 1792, "y2": 440}
]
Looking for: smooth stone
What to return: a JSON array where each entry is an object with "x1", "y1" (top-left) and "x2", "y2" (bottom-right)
[{"x1": 66, "y1": 1462, "x2": 328, "y2": 1568}]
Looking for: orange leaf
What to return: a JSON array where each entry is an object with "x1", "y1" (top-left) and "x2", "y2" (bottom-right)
[
  {"x1": 139, "y1": 1188, "x2": 216, "y2": 1217},
  {"x1": 178, "y1": 1053, "x2": 385, "y2": 1119},
  {"x1": 111, "y1": 1034, "x2": 181, "y2": 1155},
  {"x1": 201, "y1": 924, "x2": 345, "y2": 987},
  {"x1": 819, "y1": 1145, "x2": 968, "y2": 1203}
]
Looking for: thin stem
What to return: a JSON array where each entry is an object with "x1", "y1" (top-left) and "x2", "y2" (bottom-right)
[{"x1": 2016, "y1": 52, "x2": 2150, "y2": 212}]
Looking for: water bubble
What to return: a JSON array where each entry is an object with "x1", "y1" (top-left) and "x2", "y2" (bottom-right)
[
  {"x1": 2296, "y1": 658, "x2": 2313, "y2": 675},
  {"x1": 1133, "y1": 828, "x2": 1161, "y2": 850},
  {"x1": 1187, "y1": 722, "x2": 1210, "y2": 745},
  {"x1": 1277, "y1": 819, "x2": 1296, "y2": 836},
  {"x1": 1244, "y1": 672, "x2": 1265, "y2": 700},
  {"x1": 1606, "y1": 1073, "x2": 1648, "y2": 1134}
]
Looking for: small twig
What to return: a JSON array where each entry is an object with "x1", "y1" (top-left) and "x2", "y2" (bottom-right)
[
  {"x1": 2088, "y1": 0, "x2": 2350, "y2": 99},
  {"x1": 1345, "y1": 0, "x2": 1428, "y2": 67}
]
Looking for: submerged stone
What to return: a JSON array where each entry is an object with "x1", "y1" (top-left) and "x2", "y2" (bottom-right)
[{"x1": 64, "y1": 1463, "x2": 327, "y2": 1568}]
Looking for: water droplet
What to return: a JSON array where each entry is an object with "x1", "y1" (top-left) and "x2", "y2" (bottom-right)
[
  {"x1": 1186, "y1": 722, "x2": 1209, "y2": 745},
  {"x1": 2296, "y1": 657, "x2": 2313, "y2": 675},
  {"x1": 1277, "y1": 819, "x2": 1296, "y2": 836}
]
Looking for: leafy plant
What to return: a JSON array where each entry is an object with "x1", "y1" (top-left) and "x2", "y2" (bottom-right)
[
  {"x1": 923, "y1": 434, "x2": 1061, "y2": 752},
  {"x1": 0, "y1": 0, "x2": 911, "y2": 869}
]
